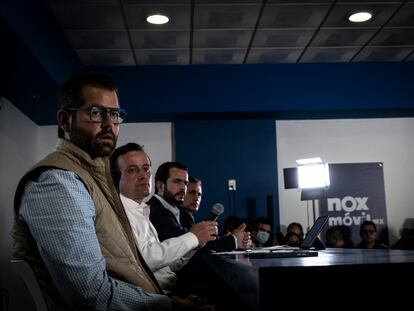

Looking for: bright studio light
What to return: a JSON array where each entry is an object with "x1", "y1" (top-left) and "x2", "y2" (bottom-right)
[
  {"x1": 349, "y1": 12, "x2": 372, "y2": 23},
  {"x1": 296, "y1": 157, "x2": 322, "y2": 165},
  {"x1": 296, "y1": 158, "x2": 330, "y2": 189},
  {"x1": 146, "y1": 14, "x2": 169, "y2": 25}
]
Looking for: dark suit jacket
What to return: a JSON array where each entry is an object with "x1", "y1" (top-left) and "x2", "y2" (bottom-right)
[
  {"x1": 147, "y1": 195, "x2": 187, "y2": 242},
  {"x1": 179, "y1": 208, "x2": 195, "y2": 231},
  {"x1": 147, "y1": 195, "x2": 236, "y2": 251},
  {"x1": 147, "y1": 195, "x2": 237, "y2": 295}
]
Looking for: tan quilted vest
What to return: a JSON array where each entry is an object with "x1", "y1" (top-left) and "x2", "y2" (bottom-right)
[{"x1": 12, "y1": 139, "x2": 161, "y2": 310}]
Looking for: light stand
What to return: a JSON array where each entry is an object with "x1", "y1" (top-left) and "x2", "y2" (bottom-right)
[{"x1": 300, "y1": 188, "x2": 326, "y2": 224}]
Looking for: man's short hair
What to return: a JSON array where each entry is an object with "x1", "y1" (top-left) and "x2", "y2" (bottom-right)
[
  {"x1": 188, "y1": 177, "x2": 201, "y2": 185},
  {"x1": 256, "y1": 216, "x2": 272, "y2": 228},
  {"x1": 57, "y1": 72, "x2": 118, "y2": 137},
  {"x1": 154, "y1": 162, "x2": 188, "y2": 194},
  {"x1": 287, "y1": 222, "x2": 304, "y2": 236}
]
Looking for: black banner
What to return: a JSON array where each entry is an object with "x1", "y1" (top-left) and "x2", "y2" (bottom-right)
[{"x1": 320, "y1": 163, "x2": 388, "y2": 246}]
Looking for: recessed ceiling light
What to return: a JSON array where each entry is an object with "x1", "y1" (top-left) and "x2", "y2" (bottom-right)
[
  {"x1": 349, "y1": 12, "x2": 372, "y2": 23},
  {"x1": 146, "y1": 14, "x2": 169, "y2": 25}
]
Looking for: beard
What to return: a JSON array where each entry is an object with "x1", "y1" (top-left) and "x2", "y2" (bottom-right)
[
  {"x1": 163, "y1": 187, "x2": 185, "y2": 206},
  {"x1": 69, "y1": 124, "x2": 118, "y2": 159}
]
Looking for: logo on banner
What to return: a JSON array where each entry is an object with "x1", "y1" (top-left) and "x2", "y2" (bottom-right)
[
  {"x1": 327, "y1": 196, "x2": 385, "y2": 226},
  {"x1": 320, "y1": 163, "x2": 388, "y2": 246}
]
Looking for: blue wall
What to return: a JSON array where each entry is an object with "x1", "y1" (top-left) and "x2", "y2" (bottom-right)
[
  {"x1": 0, "y1": 0, "x2": 82, "y2": 84},
  {"x1": 2, "y1": 0, "x2": 414, "y2": 125},
  {"x1": 105, "y1": 62, "x2": 414, "y2": 120},
  {"x1": 175, "y1": 119, "x2": 279, "y2": 232},
  {"x1": 0, "y1": 16, "x2": 59, "y2": 125}
]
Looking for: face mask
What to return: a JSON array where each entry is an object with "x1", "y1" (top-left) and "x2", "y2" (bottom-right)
[{"x1": 256, "y1": 230, "x2": 270, "y2": 245}]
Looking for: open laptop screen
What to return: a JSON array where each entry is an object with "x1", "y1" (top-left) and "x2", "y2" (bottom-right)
[{"x1": 300, "y1": 215, "x2": 329, "y2": 249}]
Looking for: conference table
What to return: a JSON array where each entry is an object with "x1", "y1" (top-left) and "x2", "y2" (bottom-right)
[{"x1": 204, "y1": 248, "x2": 414, "y2": 310}]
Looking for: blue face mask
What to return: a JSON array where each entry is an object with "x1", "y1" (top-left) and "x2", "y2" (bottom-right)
[{"x1": 256, "y1": 230, "x2": 270, "y2": 245}]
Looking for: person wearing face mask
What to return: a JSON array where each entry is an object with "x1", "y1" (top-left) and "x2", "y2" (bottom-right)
[{"x1": 252, "y1": 216, "x2": 273, "y2": 247}]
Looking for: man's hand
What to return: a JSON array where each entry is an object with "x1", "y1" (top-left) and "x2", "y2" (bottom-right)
[
  {"x1": 189, "y1": 221, "x2": 218, "y2": 247},
  {"x1": 232, "y1": 223, "x2": 252, "y2": 249}
]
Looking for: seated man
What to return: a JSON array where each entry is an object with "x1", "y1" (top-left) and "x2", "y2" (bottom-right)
[
  {"x1": 110, "y1": 143, "x2": 217, "y2": 292},
  {"x1": 251, "y1": 216, "x2": 273, "y2": 247},
  {"x1": 325, "y1": 226, "x2": 345, "y2": 248},
  {"x1": 12, "y1": 72, "x2": 170, "y2": 310},
  {"x1": 148, "y1": 162, "x2": 249, "y2": 251},
  {"x1": 392, "y1": 218, "x2": 414, "y2": 250},
  {"x1": 286, "y1": 222, "x2": 304, "y2": 241},
  {"x1": 180, "y1": 177, "x2": 202, "y2": 230},
  {"x1": 325, "y1": 225, "x2": 354, "y2": 248},
  {"x1": 356, "y1": 220, "x2": 388, "y2": 249},
  {"x1": 147, "y1": 163, "x2": 250, "y2": 300}
]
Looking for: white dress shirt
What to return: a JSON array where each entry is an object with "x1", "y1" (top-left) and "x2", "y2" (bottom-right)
[{"x1": 121, "y1": 194, "x2": 198, "y2": 291}]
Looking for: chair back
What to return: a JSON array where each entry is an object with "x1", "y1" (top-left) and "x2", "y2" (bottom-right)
[{"x1": 11, "y1": 259, "x2": 48, "y2": 311}]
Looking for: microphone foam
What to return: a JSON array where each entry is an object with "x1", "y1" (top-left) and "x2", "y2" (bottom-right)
[{"x1": 212, "y1": 203, "x2": 224, "y2": 216}]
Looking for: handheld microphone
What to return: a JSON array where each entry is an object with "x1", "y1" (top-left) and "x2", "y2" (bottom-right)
[{"x1": 205, "y1": 203, "x2": 224, "y2": 221}]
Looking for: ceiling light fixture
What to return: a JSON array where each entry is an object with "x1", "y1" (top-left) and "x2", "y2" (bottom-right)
[
  {"x1": 349, "y1": 12, "x2": 372, "y2": 23},
  {"x1": 146, "y1": 14, "x2": 169, "y2": 25}
]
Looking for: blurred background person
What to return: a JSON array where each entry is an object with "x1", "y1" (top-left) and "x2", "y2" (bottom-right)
[
  {"x1": 325, "y1": 226, "x2": 345, "y2": 248},
  {"x1": 284, "y1": 232, "x2": 302, "y2": 247},
  {"x1": 392, "y1": 218, "x2": 414, "y2": 250},
  {"x1": 325, "y1": 226, "x2": 354, "y2": 248},
  {"x1": 251, "y1": 216, "x2": 273, "y2": 247},
  {"x1": 286, "y1": 222, "x2": 304, "y2": 241},
  {"x1": 356, "y1": 221, "x2": 388, "y2": 249}
]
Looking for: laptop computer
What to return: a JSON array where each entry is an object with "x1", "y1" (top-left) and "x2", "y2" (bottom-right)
[{"x1": 244, "y1": 215, "x2": 329, "y2": 259}]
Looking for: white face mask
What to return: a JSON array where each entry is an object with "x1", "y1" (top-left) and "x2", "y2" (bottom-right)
[{"x1": 256, "y1": 230, "x2": 270, "y2": 245}]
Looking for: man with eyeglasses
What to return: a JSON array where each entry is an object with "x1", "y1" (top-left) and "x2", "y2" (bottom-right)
[
  {"x1": 356, "y1": 220, "x2": 388, "y2": 249},
  {"x1": 12, "y1": 72, "x2": 200, "y2": 310}
]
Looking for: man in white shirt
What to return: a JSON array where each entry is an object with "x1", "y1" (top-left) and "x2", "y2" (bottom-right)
[{"x1": 110, "y1": 143, "x2": 218, "y2": 292}]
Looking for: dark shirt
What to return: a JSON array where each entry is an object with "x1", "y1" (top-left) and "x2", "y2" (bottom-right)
[
  {"x1": 179, "y1": 208, "x2": 195, "y2": 231},
  {"x1": 147, "y1": 195, "x2": 238, "y2": 295},
  {"x1": 355, "y1": 240, "x2": 389, "y2": 249},
  {"x1": 147, "y1": 196, "x2": 187, "y2": 242}
]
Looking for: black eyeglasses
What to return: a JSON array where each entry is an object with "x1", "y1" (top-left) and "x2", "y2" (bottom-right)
[{"x1": 67, "y1": 105, "x2": 127, "y2": 124}]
